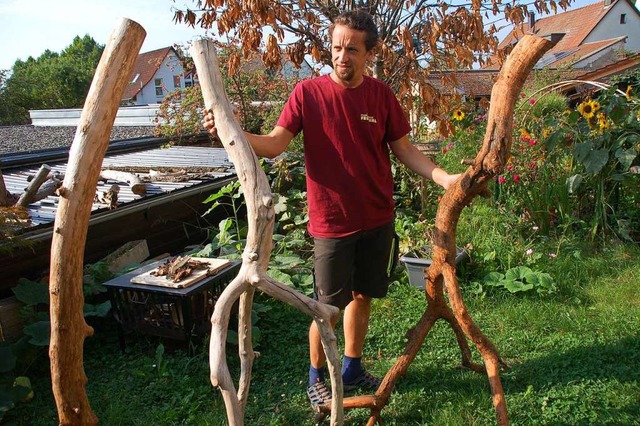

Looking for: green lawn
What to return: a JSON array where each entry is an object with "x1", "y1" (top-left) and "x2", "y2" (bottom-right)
[{"x1": 6, "y1": 244, "x2": 640, "y2": 425}]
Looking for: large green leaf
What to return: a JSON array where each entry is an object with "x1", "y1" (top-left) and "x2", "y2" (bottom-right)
[
  {"x1": 0, "y1": 344, "x2": 16, "y2": 373},
  {"x1": 12, "y1": 278, "x2": 49, "y2": 306},
  {"x1": 615, "y1": 148, "x2": 637, "y2": 170},
  {"x1": 503, "y1": 280, "x2": 534, "y2": 293},
  {"x1": 505, "y1": 266, "x2": 533, "y2": 281},
  {"x1": 23, "y1": 321, "x2": 50, "y2": 346},
  {"x1": 83, "y1": 300, "x2": 111, "y2": 317},
  {"x1": 574, "y1": 141, "x2": 592, "y2": 162},
  {"x1": 567, "y1": 174, "x2": 583, "y2": 194},
  {"x1": 583, "y1": 149, "x2": 609, "y2": 174}
]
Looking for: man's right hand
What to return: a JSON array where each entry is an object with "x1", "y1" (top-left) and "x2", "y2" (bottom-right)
[{"x1": 202, "y1": 109, "x2": 217, "y2": 137}]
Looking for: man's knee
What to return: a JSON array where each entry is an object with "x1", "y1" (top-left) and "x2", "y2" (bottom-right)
[{"x1": 351, "y1": 291, "x2": 371, "y2": 303}]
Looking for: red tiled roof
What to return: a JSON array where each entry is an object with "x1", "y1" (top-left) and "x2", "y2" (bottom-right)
[
  {"x1": 499, "y1": 1, "x2": 611, "y2": 53},
  {"x1": 122, "y1": 47, "x2": 173, "y2": 101},
  {"x1": 426, "y1": 70, "x2": 499, "y2": 98},
  {"x1": 485, "y1": 0, "x2": 639, "y2": 69}
]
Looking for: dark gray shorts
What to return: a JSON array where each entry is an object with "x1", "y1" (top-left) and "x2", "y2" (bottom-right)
[{"x1": 313, "y1": 221, "x2": 397, "y2": 309}]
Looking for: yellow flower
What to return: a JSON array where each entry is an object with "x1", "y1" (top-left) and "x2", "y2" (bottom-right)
[
  {"x1": 626, "y1": 85, "x2": 633, "y2": 101},
  {"x1": 452, "y1": 110, "x2": 465, "y2": 121},
  {"x1": 542, "y1": 127, "x2": 552, "y2": 139},
  {"x1": 578, "y1": 100, "x2": 595, "y2": 119},
  {"x1": 591, "y1": 100, "x2": 601, "y2": 112},
  {"x1": 519, "y1": 127, "x2": 532, "y2": 140},
  {"x1": 597, "y1": 113, "x2": 609, "y2": 133}
]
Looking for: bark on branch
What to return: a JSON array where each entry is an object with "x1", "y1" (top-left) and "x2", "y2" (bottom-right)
[
  {"x1": 16, "y1": 164, "x2": 51, "y2": 207},
  {"x1": 48, "y1": 18, "x2": 145, "y2": 426},
  {"x1": 100, "y1": 169, "x2": 146, "y2": 195},
  {"x1": 190, "y1": 39, "x2": 344, "y2": 426}
]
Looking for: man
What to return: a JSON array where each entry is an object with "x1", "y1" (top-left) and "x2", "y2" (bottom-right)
[{"x1": 204, "y1": 10, "x2": 459, "y2": 410}]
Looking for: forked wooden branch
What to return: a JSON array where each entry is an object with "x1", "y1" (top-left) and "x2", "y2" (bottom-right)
[
  {"x1": 48, "y1": 18, "x2": 145, "y2": 425},
  {"x1": 316, "y1": 35, "x2": 554, "y2": 426},
  {"x1": 190, "y1": 39, "x2": 344, "y2": 426}
]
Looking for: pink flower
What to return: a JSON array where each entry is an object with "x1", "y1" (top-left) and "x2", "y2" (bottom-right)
[
  {"x1": 526, "y1": 248, "x2": 534, "y2": 256},
  {"x1": 507, "y1": 164, "x2": 514, "y2": 171},
  {"x1": 529, "y1": 139, "x2": 537, "y2": 147},
  {"x1": 520, "y1": 93, "x2": 526, "y2": 99},
  {"x1": 529, "y1": 98, "x2": 536, "y2": 105},
  {"x1": 548, "y1": 253, "x2": 557, "y2": 258},
  {"x1": 498, "y1": 176, "x2": 506, "y2": 184},
  {"x1": 513, "y1": 174, "x2": 520, "y2": 183}
]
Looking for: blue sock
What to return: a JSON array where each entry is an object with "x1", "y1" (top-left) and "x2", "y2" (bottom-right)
[
  {"x1": 342, "y1": 356, "x2": 363, "y2": 383},
  {"x1": 309, "y1": 365, "x2": 326, "y2": 387}
]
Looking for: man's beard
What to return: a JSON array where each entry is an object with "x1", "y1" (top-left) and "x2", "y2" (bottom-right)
[{"x1": 334, "y1": 65, "x2": 354, "y2": 82}]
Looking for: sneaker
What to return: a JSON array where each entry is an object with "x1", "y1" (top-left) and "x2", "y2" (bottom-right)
[
  {"x1": 343, "y1": 369, "x2": 382, "y2": 392},
  {"x1": 307, "y1": 381, "x2": 331, "y2": 411}
]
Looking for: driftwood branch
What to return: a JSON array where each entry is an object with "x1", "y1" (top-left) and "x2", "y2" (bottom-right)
[
  {"x1": 190, "y1": 39, "x2": 343, "y2": 426},
  {"x1": 48, "y1": 18, "x2": 145, "y2": 426},
  {"x1": 16, "y1": 164, "x2": 51, "y2": 207},
  {"x1": 100, "y1": 169, "x2": 146, "y2": 195}
]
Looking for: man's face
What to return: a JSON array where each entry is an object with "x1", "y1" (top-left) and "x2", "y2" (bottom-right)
[{"x1": 330, "y1": 24, "x2": 373, "y2": 88}]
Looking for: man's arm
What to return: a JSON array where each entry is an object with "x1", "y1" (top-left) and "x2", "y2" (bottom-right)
[
  {"x1": 203, "y1": 111, "x2": 294, "y2": 159},
  {"x1": 389, "y1": 135, "x2": 459, "y2": 190},
  {"x1": 243, "y1": 126, "x2": 295, "y2": 159}
]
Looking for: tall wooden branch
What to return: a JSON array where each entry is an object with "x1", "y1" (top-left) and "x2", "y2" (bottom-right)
[
  {"x1": 314, "y1": 34, "x2": 554, "y2": 426},
  {"x1": 48, "y1": 18, "x2": 145, "y2": 425},
  {"x1": 191, "y1": 39, "x2": 344, "y2": 426}
]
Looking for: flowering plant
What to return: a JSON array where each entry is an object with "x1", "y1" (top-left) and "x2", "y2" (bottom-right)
[{"x1": 506, "y1": 75, "x2": 640, "y2": 240}]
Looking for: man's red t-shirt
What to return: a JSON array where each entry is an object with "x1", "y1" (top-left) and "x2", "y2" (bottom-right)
[{"x1": 277, "y1": 75, "x2": 411, "y2": 238}]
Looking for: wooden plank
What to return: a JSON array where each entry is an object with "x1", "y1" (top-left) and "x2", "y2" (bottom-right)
[{"x1": 131, "y1": 257, "x2": 232, "y2": 288}]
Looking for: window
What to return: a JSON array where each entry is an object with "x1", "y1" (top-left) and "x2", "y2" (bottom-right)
[
  {"x1": 620, "y1": 13, "x2": 626, "y2": 24},
  {"x1": 173, "y1": 75, "x2": 181, "y2": 89},
  {"x1": 155, "y1": 78, "x2": 163, "y2": 96}
]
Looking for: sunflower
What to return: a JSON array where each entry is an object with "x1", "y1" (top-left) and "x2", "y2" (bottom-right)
[
  {"x1": 578, "y1": 100, "x2": 595, "y2": 119},
  {"x1": 597, "y1": 112, "x2": 609, "y2": 132},
  {"x1": 591, "y1": 100, "x2": 601, "y2": 112},
  {"x1": 452, "y1": 110, "x2": 465, "y2": 121},
  {"x1": 626, "y1": 85, "x2": 633, "y2": 101}
]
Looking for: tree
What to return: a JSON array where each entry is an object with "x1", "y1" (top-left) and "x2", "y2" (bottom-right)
[
  {"x1": 155, "y1": 42, "x2": 299, "y2": 143},
  {"x1": 173, "y1": 0, "x2": 573, "y2": 133},
  {"x1": 0, "y1": 35, "x2": 104, "y2": 125}
]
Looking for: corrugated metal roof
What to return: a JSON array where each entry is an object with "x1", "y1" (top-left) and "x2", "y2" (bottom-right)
[{"x1": 3, "y1": 146, "x2": 236, "y2": 227}]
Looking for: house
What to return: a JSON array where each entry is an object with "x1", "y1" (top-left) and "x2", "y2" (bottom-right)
[
  {"x1": 433, "y1": 0, "x2": 640, "y2": 104},
  {"x1": 492, "y1": 0, "x2": 640, "y2": 72},
  {"x1": 122, "y1": 47, "x2": 186, "y2": 105}
]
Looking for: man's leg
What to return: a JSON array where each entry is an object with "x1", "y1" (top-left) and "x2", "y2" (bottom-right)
[{"x1": 343, "y1": 291, "x2": 371, "y2": 358}]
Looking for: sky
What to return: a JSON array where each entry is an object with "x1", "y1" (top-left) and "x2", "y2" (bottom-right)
[
  {"x1": 0, "y1": 0, "x2": 210, "y2": 71},
  {"x1": 0, "y1": 0, "x2": 620, "y2": 72}
]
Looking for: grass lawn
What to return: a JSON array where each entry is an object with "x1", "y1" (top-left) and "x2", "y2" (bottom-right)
[{"x1": 6, "y1": 243, "x2": 640, "y2": 425}]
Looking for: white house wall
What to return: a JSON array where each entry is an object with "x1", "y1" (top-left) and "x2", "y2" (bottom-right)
[
  {"x1": 573, "y1": 39, "x2": 628, "y2": 68},
  {"x1": 585, "y1": 1, "x2": 640, "y2": 52},
  {"x1": 137, "y1": 53, "x2": 185, "y2": 105}
]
